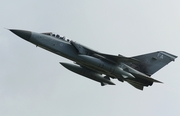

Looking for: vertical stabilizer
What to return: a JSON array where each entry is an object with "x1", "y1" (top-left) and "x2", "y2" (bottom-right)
[{"x1": 131, "y1": 51, "x2": 177, "y2": 76}]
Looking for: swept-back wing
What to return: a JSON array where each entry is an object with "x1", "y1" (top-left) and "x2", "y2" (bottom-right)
[
  {"x1": 70, "y1": 41, "x2": 140, "y2": 64},
  {"x1": 97, "y1": 53, "x2": 140, "y2": 64}
]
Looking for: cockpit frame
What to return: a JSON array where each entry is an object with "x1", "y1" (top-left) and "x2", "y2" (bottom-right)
[{"x1": 42, "y1": 32, "x2": 70, "y2": 42}]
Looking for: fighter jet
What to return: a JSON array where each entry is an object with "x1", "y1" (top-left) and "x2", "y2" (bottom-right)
[{"x1": 9, "y1": 29, "x2": 177, "y2": 90}]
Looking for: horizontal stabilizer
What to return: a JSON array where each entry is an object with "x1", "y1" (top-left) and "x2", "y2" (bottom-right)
[
  {"x1": 132, "y1": 73, "x2": 163, "y2": 83},
  {"x1": 121, "y1": 63, "x2": 163, "y2": 83}
]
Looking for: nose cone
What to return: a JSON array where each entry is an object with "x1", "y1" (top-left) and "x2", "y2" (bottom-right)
[{"x1": 9, "y1": 29, "x2": 31, "y2": 41}]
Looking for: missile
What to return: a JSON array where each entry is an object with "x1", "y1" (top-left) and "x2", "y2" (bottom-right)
[{"x1": 60, "y1": 62, "x2": 115, "y2": 85}]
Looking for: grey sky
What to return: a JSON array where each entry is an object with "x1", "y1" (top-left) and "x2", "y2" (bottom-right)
[{"x1": 1, "y1": 0, "x2": 180, "y2": 116}]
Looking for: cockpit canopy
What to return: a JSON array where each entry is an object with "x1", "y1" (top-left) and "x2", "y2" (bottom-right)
[{"x1": 42, "y1": 32, "x2": 69, "y2": 41}]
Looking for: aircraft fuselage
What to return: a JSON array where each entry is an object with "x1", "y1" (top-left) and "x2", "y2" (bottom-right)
[
  {"x1": 9, "y1": 29, "x2": 177, "y2": 90},
  {"x1": 29, "y1": 32, "x2": 133, "y2": 80}
]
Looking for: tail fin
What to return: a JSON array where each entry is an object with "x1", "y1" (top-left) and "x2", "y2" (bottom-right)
[{"x1": 131, "y1": 51, "x2": 177, "y2": 76}]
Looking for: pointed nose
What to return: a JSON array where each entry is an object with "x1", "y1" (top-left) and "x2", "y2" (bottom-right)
[{"x1": 9, "y1": 29, "x2": 31, "y2": 41}]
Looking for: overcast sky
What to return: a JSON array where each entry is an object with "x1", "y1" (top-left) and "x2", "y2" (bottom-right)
[{"x1": 1, "y1": 0, "x2": 180, "y2": 116}]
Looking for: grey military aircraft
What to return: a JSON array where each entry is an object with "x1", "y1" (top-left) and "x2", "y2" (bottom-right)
[{"x1": 9, "y1": 29, "x2": 177, "y2": 90}]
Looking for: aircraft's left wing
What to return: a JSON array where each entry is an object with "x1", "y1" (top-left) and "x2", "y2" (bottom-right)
[
  {"x1": 97, "y1": 53, "x2": 140, "y2": 64},
  {"x1": 70, "y1": 41, "x2": 140, "y2": 64}
]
